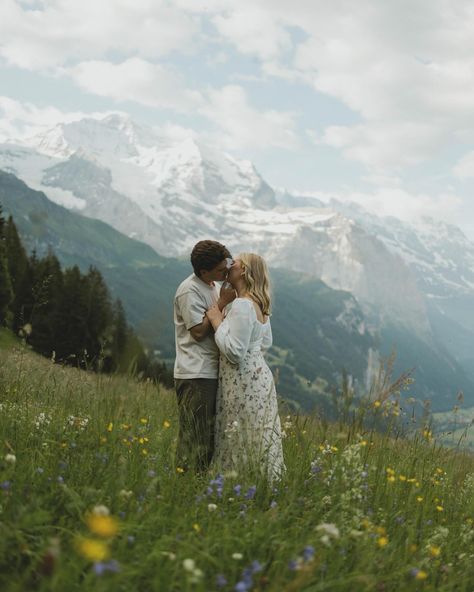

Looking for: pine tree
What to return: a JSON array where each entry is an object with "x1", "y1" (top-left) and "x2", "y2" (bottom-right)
[
  {"x1": 4, "y1": 216, "x2": 30, "y2": 332},
  {"x1": 83, "y1": 266, "x2": 113, "y2": 369},
  {"x1": 0, "y1": 205, "x2": 13, "y2": 325},
  {"x1": 29, "y1": 250, "x2": 63, "y2": 357}
]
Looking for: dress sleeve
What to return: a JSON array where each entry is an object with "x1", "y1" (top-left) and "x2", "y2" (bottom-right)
[
  {"x1": 261, "y1": 320, "x2": 273, "y2": 352},
  {"x1": 215, "y1": 299, "x2": 254, "y2": 364}
]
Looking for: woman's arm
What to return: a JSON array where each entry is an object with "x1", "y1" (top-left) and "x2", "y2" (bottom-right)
[{"x1": 208, "y1": 299, "x2": 253, "y2": 364}]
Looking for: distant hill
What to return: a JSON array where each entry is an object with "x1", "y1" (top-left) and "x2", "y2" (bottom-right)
[{"x1": 1, "y1": 169, "x2": 473, "y2": 411}]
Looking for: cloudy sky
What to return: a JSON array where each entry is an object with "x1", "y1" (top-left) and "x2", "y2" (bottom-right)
[{"x1": 1, "y1": 0, "x2": 474, "y2": 237}]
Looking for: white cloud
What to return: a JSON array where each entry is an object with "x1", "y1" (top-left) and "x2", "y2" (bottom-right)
[
  {"x1": 0, "y1": 0, "x2": 197, "y2": 69},
  {"x1": 454, "y1": 151, "x2": 474, "y2": 179},
  {"x1": 0, "y1": 96, "x2": 102, "y2": 142},
  {"x1": 200, "y1": 84, "x2": 299, "y2": 151},
  {"x1": 69, "y1": 59, "x2": 202, "y2": 112},
  {"x1": 299, "y1": 185, "x2": 463, "y2": 226},
  {"x1": 212, "y1": 7, "x2": 291, "y2": 61}
]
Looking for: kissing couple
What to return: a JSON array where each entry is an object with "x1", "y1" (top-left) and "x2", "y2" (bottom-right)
[{"x1": 173, "y1": 240, "x2": 285, "y2": 482}]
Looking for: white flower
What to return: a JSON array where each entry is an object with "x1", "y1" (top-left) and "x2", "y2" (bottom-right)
[
  {"x1": 183, "y1": 558, "x2": 196, "y2": 572},
  {"x1": 232, "y1": 553, "x2": 243, "y2": 560},
  {"x1": 92, "y1": 504, "x2": 110, "y2": 516},
  {"x1": 316, "y1": 523, "x2": 340, "y2": 539},
  {"x1": 161, "y1": 551, "x2": 176, "y2": 561},
  {"x1": 119, "y1": 489, "x2": 133, "y2": 500},
  {"x1": 4, "y1": 453, "x2": 16, "y2": 464},
  {"x1": 208, "y1": 503, "x2": 218, "y2": 512}
]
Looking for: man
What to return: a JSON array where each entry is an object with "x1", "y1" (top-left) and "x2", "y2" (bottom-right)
[{"x1": 173, "y1": 240, "x2": 235, "y2": 472}]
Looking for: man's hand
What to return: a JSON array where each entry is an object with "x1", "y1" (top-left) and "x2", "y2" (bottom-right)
[
  {"x1": 206, "y1": 303, "x2": 224, "y2": 330},
  {"x1": 218, "y1": 283, "x2": 236, "y2": 310}
]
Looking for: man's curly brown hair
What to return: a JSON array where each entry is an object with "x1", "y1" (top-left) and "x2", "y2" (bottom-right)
[{"x1": 191, "y1": 240, "x2": 231, "y2": 277}]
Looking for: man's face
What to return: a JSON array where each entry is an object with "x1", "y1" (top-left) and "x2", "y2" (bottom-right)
[{"x1": 200, "y1": 258, "x2": 232, "y2": 283}]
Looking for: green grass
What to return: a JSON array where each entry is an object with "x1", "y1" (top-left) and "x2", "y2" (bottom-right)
[{"x1": 1, "y1": 344, "x2": 474, "y2": 591}]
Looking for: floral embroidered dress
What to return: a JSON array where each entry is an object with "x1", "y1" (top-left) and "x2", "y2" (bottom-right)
[{"x1": 213, "y1": 298, "x2": 285, "y2": 481}]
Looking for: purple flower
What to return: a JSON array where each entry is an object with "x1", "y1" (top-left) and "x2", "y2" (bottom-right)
[
  {"x1": 244, "y1": 486, "x2": 256, "y2": 500},
  {"x1": 410, "y1": 568, "x2": 421, "y2": 578},
  {"x1": 216, "y1": 574, "x2": 228, "y2": 588},
  {"x1": 0, "y1": 480, "x2": 11, "y2": 491},
  {"x1": 251, "y1": 560, "x2": 263, "y2": 573},
  {"x1": 93, "y1": 559, "x2": 121, "y2": 575},
  {"x1": 303, "y1": 546, "x2": 315, "y2": 562},
  {"x1": 235, "y1": 582, "x2": 250, "y2": 592},
  {"x1": 288, "y1": 560, "x2": 299, "y2": 571},
  {"x1": 234, "y1": 484, "x2": 242, "y2": 496}
]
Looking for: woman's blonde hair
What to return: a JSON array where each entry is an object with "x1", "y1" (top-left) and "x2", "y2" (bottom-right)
[{"x1": 239, "y1": 253, "x2": 272, "y2": 315}]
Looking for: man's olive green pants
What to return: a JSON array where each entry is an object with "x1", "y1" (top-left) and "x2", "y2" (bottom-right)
[{"x1": 175, "y1": 378, "x2": 217, "y2": 473}]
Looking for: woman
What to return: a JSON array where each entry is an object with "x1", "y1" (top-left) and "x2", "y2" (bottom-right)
[{"x1": 206, "y1": 253, "x2": 285, "y2": 482}]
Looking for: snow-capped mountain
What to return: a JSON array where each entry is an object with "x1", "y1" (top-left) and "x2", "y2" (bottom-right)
[{"x1": 1, "y1": 113, "x2": 473, "y2": 345}]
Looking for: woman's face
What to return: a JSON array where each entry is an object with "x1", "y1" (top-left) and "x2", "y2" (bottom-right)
[{"x1": 228, "y1": 258, "x2": 243, "y2": 286}]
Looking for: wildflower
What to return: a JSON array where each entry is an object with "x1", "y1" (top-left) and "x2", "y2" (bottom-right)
[
  {"x1": 0, "y1": 480, "x2": 11, "y2": 490},
  {"x1": 316, "y1": 523, "x2": 340, "y2": 546},
  {"x1": 232, "y1": 553, "x2": 243, "y2": 560},
  {"x1": 429, "y1": 545, "x2": 441, "y2": 558},
  {"x1": 119, "y1": 489, "x2": 133, "y2": 500},
  {"x1": 399, "y1": 475, "x2": 407, "y2": 482},
  {"x1": 86, "y1": 513, "x2": 119, "y2": 538},
  {"x1": 176, "y1": 467, "x2": 185, "y2": 474},
  {"x1": 163, "y1": 420, "x2": 171, "y2": 428},
  {"x1": 107, "y1": 423, "x2": 113, "y2": 432},
  {"x1": 245, "y1": 485, "x2": 257, "y2": 500},
  {"x1": 234, "y1": 484, "x2": 242, "y2": 496},
  {"x1": 436, "y1": 505, "x2": 444, "y2": 512},
  {"x1": 92, "y1": 505, "x2": 110, "y2": 516},
  {"x1": 416, "y1": 496, "x2": 423, "y2": 502},
  {"x1": 216, "y1": 574, "x2": 228, "y2": 588},
  {"x1": 288, "y1": 558, "x2": 302, "y2": 571},
  {"x1": 76, "y1": 538, "x2": 110, "y2": 562},
  {"x1": 4, "y1": 453, "x2": 16, "y2": 464},
  {"x1": 183, "y1": 558, "x2": 196, "y2": 572},
  {"x1": 378, "y1": 537, "x2": 389, "y2": 548},
  {"x1": 411, "y1": 568, "x2": 428, "y2": 580},
  {"x1": 270, "y1": 500, "x2": 278, "y2": 509},
  {"x1": 93, "y1": 559, "x2": 121, "y2": 575},
  {"x1": 374, "y1": 400, "x2": 381, "y2": 408},
  {"x1": 303, "y1": 546, "x2": 315, "y2": 561},
  {"x1": 140, "y1": 418, "x2": 148, "y2": 425},
  {"x1": 192, "y1": 523, "x2": 201, "y2": 533},
  {"x1": 208, "y1": 503, "x2": 218, "y2": 512}
]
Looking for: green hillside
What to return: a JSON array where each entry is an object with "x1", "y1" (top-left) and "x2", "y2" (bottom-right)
[{"x1": 1, "y1": 342, "x2": 474, "y2": 591}]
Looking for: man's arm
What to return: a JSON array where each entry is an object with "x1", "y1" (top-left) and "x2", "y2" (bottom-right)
[{"x1": 189, "y1": 315, "x2": 213, "y2": 341}]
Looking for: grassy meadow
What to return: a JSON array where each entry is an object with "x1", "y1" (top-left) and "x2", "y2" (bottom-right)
[{"x1": 1, "y1": 331, "x2": 474, "y2": 591}]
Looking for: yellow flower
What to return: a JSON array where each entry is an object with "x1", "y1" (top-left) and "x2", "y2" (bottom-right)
[
  {"x1": 141, "y1": 448, "x2": 148, "y2": 456},
  {"x1": 331, "y1": 446, "x2": 338, "y2": 452},
  {"x1": 436, "y1": 505, "x2": 444, "y2": 512},
  {"x1": 140, "y1": 418, "x2": 148, "y2": 425},
  {"x1": 387, "y1": 475, "x2": 396, "y2": 483},
  {"x1": 399, "y1": 475, "x2": 407, "y2": 482},
  {"x1": 360, "y1": 440, "x2": 368, "y2": 446},
  {"x1": 415, "y1": 570, "x2": 428, "y2": 580},
  {"x1": 416, "y1": 496, "x2": 424, "y2": 503},
  {"x1": 386, "y1": 468, "x2": 395, "y2": 476},
  {"x1": 409, "y1": 544, "x2": 418, "y2": 553},
  {"x1": 192, "y1": 523, "x2": 201, "y2": 533},
  {"x1": 377, "y1": 537, "x2": 388, "y2": 548},
  {"x1": 436, "y1": 468, "x2": 444, "y2": 475},
  {"x1": 107, "y1": 422, "x2": 113, "y2": 432},
  {"x1": 176, "y1": 467, "x2": 185, "y2": 474},
  {"x1": 76, "y1": 537, "x2": 110, "y2": 561},
  {"x1": 429, "y1": 545, "x2": 441, "y2": 558},
  {"x1": 163, "y1": 420, "x2": 171, "y2": 429},
  {"x1": 85, "y1": 513, "x2": 120, "y2": 538},
  {"x1": 374, "y1": 400, "x2": 381, "y2": 408},
  {"x1": 100, "y1": 436, "x2": 107, "y2": 444}
]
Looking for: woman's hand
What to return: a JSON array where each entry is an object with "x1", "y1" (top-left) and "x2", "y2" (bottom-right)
[{"x1": 206, "y1": 303, "x2": 224, "y2": 330}]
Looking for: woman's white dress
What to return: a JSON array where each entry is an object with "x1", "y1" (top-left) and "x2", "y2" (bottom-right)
[{"x1": 213, "y1": 298, "x2": 285, "y2": 481}]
